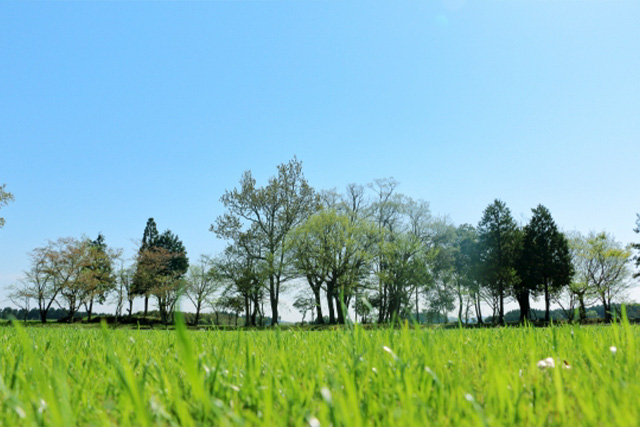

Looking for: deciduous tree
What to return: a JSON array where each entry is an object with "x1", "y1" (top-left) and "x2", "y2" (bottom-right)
[
  {"x1": 112, "y1": 263, "x2": 135, "y2": 322},
  {"x1": 212, "y1": 157, "x2": 318, "y2": 325},
  {"x1": 47, "y1": 237, "x2": 91, "y2": 322},
  {"x1": 293, "y1": 292, "x2": 316, "y2": 324},
  {"x1": 577, "y1": 232, "x2": 632, "y2": 322},
  {"x1": 185, "y1": 256, "x2": 221, "y2": 326},
  {"x1": 20, "y1": 244, "x2": 59, "y2": 323},
  {"x1": 566, "y1": 232, "x2": 598, "y2": 321},
  {"x1": 291, "y1": 209, "x2": 377, "y2": 324},
  {"x1": 81, "y1": 233, "x2": 118, "y2": 321},
  {"x1": 452, "y1": 224, "x2": 481, "y2": 323},
  {"x1": 215, "y1": 244, "x2": 266, "y2": 326}
]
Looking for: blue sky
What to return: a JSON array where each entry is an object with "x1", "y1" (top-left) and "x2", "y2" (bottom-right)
[{"x1": 1, "y1": 1, "x2": 639, "y2": 318}]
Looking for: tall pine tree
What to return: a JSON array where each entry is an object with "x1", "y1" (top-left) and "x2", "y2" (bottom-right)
[
  {"x1": 477, "y1": 200, "x2": 520, "y2": 324},
  {"x1": 520, "y1": 205, "x2": 573, "y2": 322},
  {"x1": 133, "y1": 218, "x2": 160, "y2": 316}
]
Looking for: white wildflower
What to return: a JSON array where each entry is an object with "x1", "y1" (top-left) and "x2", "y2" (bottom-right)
[
  {"x1": 610, "y1": 346, "x2": 617, "y2": 354},
  {"x1": 320, "y1": 387, "x2": 332, "y2": 405},
  {"x1": 14, "y1": 407, "x2": 26, "y2": 418},
  {"x1": 38, "y1": 399, "x2": 47, "y2": 414},
  {"x1": 537, "y1": 357, "x2": 555, "y2": 369},
  {"x1": 383, "y1": 345, "x2": 398, "y2": 360},
  {"x1": 309, "y1": 416, "x2": 321, "y2": 427}
]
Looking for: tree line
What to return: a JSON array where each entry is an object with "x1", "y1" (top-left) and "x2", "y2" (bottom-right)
[{"x1": 3, "y1": 163, "x2": 639, "y2": 325}]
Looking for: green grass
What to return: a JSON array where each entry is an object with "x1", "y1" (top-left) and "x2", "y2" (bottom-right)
[{"x1": 0, "y1": 317, "x2": 638, "y2": 426}]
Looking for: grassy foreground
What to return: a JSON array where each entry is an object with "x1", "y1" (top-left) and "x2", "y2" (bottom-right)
[{"x1": 0, "y1": 319, "x2": 638, "y2": 427}]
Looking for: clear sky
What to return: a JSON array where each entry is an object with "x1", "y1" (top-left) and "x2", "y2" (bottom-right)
[{"x1": 1, "y1": 1, "x2": 638, "y2": 320}]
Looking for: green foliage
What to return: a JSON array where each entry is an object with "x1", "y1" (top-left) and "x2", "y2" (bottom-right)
[
  {"x1": 155, "y1": 230, "x2": 189, "y2": 277},
  {"x1": 520, "y1": 205, "x2": 573, "y2": 321},
  {"x1": 574, "y1": 232, "x2": 632, "y2": 322},
  {"x1": 212, "y1": 157, "x2": 319, "y2": 325},
  {"x1": 83, "y1": 233, "x2": 118, "y2": 306},
  {"x1": 132, "y1": 218, "x2": 189, "y2": 323},
  {"x1": 290, "y1": 209, "x2": 377, "y2": 324},
  {"x1": 1, "y1": 322, "x2": 640, "y2": 426},
  {"x1": 0, "y1": 183, "x2": 14, "y2": 229},
  {"x1": 452, "y1": 224, "x2": 482, "y2": 322},
  {"x1": 215, "y1": 244, "x2": 267, "y2": 326},
  {"x1": 141, "y1": 218, "x2": 159, "y2": 251},
  {"x1": 477, "y1": 200, "x2": 520, "y2": 323},
  {"x1": 132, "y1": 218, "x2": 160, "y2": 297}
]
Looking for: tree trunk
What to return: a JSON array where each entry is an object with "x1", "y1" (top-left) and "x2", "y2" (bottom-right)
[
  {"x1": 354, "y1": 287, "x2": 358, "y2": 324},
  {"x1": 544, "y1": 280, "x2": 550, "y2": 322},
  {"x1": 517, "y1": 289, "x2": 530, "y2": 323},
  {"x1": 259, "y1": 301, "x2": 265, "y2": 326},
  {"x1": 326, "y1": 283, "x2": 336, "y2": 324},
  {"x1": 251, "y1": 300, "x2": 258, "y2": 326},
  {"x1": 416, "y1": 287, "x2": 421, "y2": 324},
  {"x1": 244, "y1": 294, "x2": 250, "y2": 326},
  {"x1": 475, "y1": 293, "x2": 483, "y2": 325},
  {"x1": 391, "y1": 290, "x2": 401, "y2": 323},
  {"x1": 464, "y1": 302, "x2": 470, "y2": 324},
  {"x1": 577, "y1": 294, "x2": 586, "y2": 322},
  {"x1": 335, "y1": 294, "x2": 346, "y2": 324},
  {"x1": 269, "y1": 277, "x2": 279, "y2": 326},
  {"x1": 68, "y1": 302, "x2": 76, "y2": 323},
  {"x1": 313, "y1": 287, "x2": 324, "y2": 324},
  {"x1": 40, "y1": 309, "x2": 47, "y2": 324},
  {"x1": 87, "y1": 298, "x2": 94, "y2": 322},
  {"x1": 498, "y1": 285, "x2": 505, "y2": 324},
  {"x1": 377, "y1": 283, "x2": 387, "y2": 324},
  {"x1": 603, "y1": 297, "x2": 612, "y2": 323},
  {"x1": 270, "y1": 295, "x2": 278, "y2": 326},
  {"x1": 144, "y1": 296, "x2": 149, "y2": 317},
  {"x1": 194, "y1": 302, "x2": 201, "y2": 326}
]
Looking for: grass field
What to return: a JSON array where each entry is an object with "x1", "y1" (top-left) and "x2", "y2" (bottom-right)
[{"x1": 0, "y1": 317, "x2": 638, "y2": 427}]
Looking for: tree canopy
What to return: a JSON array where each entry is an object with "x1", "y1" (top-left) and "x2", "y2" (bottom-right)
[
  {"x1": 520, "y1": 205, "x2": 573, "y2": 322},
  {"x1": 212, "y1": 157, "x2": 318, "y2": 325},
  {"x1": 476, "y1": 199, "x2": 520, "y2": 324}
]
